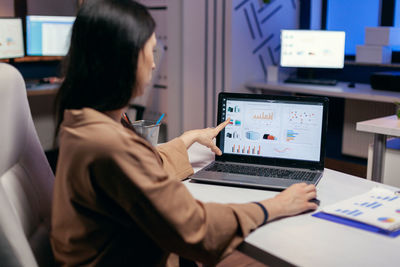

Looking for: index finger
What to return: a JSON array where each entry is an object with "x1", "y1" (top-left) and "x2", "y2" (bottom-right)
[
  {"x1": 214, "y1": 117, "x2": 231, "y2": 134},
  {"x1": 304, "y1": 184, "x2": 316, "y2": 192}
]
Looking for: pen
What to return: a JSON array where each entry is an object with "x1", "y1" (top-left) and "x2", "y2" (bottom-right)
[
  {"x1": 155, "y1": 113, "x2": 165, "y2": 125},
  {"x1": 149, "y1": 113, "x2": 165, "y2": 138},
  {"x1": 123, "y1": 112, "x2": 133, "y2": 124}
]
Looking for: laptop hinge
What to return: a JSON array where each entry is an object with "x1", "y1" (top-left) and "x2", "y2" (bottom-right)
[{"x1": 310, "y1": 167, "x2": 323, "y2": 171}]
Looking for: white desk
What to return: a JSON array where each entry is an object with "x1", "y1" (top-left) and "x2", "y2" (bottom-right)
[
  {"x1": 246, "y1": 81, "x2": 400, "y2": 103},
  {"x1": 357, "y1": 115, "x2": 400, "y2": 183},
  {"x1": 246, "y1": 81, "x2": 400, "y2": 158},
  {"x1": 186, "y1": 143, "x2": 400, "y2": 267}
]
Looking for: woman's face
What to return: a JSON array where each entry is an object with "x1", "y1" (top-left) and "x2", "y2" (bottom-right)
[{"x1": 134, "y1": 32, "x2": 157, "y2": 97}]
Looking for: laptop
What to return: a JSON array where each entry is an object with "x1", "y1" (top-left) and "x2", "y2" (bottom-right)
[{"x1": 190, "y1": 92, "x2": 329, "y2": 190}]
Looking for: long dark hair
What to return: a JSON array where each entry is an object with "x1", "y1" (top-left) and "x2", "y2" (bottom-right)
[{"x1": 55, "y1": 0, "x2": 155, "y2": 138}]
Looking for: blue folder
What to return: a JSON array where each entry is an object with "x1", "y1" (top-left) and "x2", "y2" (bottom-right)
[{"x1": 313, "y1": 212, "x2": 400, "y2": 238}]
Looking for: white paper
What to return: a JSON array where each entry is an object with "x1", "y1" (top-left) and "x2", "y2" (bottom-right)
[{"x1": 322, "y1": 187, "x2": 400, "y2": 231}]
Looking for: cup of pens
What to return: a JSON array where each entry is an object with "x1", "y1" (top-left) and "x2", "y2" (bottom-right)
[
  {"x1": 127, "y1": 113, "x2": 164, "y2": 146},
  {"x1": 130, "y1": 120, "x2": 160, "y2": 146}
]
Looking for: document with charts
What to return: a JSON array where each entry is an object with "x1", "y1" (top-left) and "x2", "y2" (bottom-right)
[{"x1": 322, "y1": 187, "x2": 400, "y2": 231}]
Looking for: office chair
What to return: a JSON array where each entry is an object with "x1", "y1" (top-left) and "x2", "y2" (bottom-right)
[{"x1": 0, "y1": 63, "x2": 54, "y2": 267}]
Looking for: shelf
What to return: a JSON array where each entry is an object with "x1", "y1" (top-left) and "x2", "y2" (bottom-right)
[
  {"x1": 246, "y1": 81, "x2": 400, "y2": 103},
  {"x1": 26, "y1": 83, "x2": 59, "y2": 97},
  {"x1": 17, "y1": 56, "x2": 62, "y2": 62},
  {"x1": 0, "y1": 56, "x2": 63, "y2": 63}
]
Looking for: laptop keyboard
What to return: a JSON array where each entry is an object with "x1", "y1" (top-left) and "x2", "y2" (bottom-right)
[{"x1": 205, "y1": 163, "x2": 317, "y2": 181}]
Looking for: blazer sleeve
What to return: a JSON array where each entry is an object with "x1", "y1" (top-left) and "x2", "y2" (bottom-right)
[
  {"x1": 156, "y1": 138, "x2": 194, "y2": 181},
  {"x1": 89, "y1": 138, "x2": 264, "y2": 265}
]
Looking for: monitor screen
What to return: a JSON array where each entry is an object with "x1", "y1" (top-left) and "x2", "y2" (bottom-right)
[
  {"x1": 325, "y1": 0, "x2": 379, "y2": 55},
  {"x1": 280, "y1": 30, "x2": 346, "y2": 69},
  {"x1": 26, "y1": 15, "x2": 75, "y2": 56},
  {"x1": 0, "y1": 18, "x2": 24, "y2": 59},
  {"x1": 221, "y1": 98, "x2": 324, "y2": 162}
]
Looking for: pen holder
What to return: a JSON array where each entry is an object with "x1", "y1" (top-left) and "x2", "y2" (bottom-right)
[{"x1": 131, "y1": 120, "x2": 160, "y2": 146}]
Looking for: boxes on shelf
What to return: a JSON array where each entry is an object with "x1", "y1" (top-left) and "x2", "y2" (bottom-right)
[
  {"x1": 365, "y1": 27, "x2": 400, "y2": 46},
  {"x1": 356, "y1": 45, "x2": 392, "y2": 64}
]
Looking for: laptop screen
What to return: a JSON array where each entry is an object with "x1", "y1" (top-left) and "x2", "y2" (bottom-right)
[{"x1": 218, "y1": 94, "x2": 327, "y2": 164}]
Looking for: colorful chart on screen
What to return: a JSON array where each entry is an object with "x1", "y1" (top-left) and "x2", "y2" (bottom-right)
[{"x1": 223, "y1": 99, "x2": 323, "y2": 162}]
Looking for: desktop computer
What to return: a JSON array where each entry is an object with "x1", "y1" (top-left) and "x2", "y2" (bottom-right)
[
  {"x1": 26, "y1": 15, "x2": 75, "y2": 56},
  {"x1": 370, "y1": 71, "x2": 400, "y2": 92},
  {"x1": 280, "y1": 30, "x2": 346, "y2": 86},
  {"x1": 0, "y1": 18, "x2": 24, "y2": 59}
]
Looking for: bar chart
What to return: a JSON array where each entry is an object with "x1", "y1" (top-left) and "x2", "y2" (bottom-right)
[
  {"x1": 231, "y1": 144, "x2": 261, "y2": 155},
  {"x1": 354, "y1": 201, "x2": 382, "y2": 209},
  {"x1": 334, "y1": 209, "x2": 363, "y2": 217}
]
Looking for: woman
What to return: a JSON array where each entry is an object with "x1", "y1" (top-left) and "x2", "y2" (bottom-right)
[{"x1": 51, "y1": 0, "x2": 318, "y2": 266}]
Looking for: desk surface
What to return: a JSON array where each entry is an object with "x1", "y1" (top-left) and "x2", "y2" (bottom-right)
[
  {"x1": 186, "y1": 143, "x2": 400, "y2": 267},
  {"x1": 357, "y1": 115, "x2": 400, "y2": 136},
  {"x1": 246, "y1": 81, "x2": 400, "y2": 103}
]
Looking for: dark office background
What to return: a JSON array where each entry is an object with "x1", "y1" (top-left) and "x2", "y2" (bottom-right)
[{"x1": 4, "y1": 0, "x2": 400, "y2": 175}]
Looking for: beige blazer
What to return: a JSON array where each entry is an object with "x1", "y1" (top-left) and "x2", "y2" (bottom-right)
[{"x1": 51, "y1": 108, "x2": 263, "y2": 266}]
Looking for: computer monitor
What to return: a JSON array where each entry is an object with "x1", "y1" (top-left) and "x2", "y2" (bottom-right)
[
  {"x1": 0, "y1": 18, "x2": 24, "y2": 59},
  {"x1": 280, "y1": 30, "x2": 346, "y2": 69},
  {"x1": 26, "y1": 15, "x2": 75, "y2": 56}
]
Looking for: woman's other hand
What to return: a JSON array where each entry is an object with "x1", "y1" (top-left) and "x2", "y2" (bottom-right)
[
  {"x1": 180, "y1": 118, "x2": 231, "y2": 154},
  {"x1": 260, "y1": 183, "x2": 318, "y2": 222}
]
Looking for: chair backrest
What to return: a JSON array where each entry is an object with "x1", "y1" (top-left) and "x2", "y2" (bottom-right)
[{"x1": 0, "y1": 63, "x2": 54, "y2": 267}]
